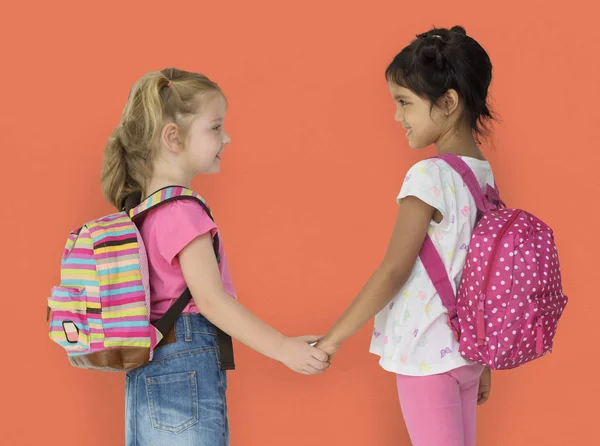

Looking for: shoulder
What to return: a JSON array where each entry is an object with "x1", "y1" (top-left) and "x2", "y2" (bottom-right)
[
  {"x1": 141, "y1": 198, "x2": 218, "y2": 264},
  {"x1": 403, "y1": 158, "x2": 447, "y2": 186},
  {"x1": 148, "y1": 198, "x2": 213, "y2": 223},
  {"x1": 143, "y1": 198, "x2": 217, "y2": 242}
]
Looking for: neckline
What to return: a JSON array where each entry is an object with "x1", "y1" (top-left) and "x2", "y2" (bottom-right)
[{"x1": 459, "y1": 156, "x2": 490, "y2": 164}]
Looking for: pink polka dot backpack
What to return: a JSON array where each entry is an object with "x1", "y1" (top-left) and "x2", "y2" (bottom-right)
[{"x1": 420, "y1": 154, "x2": 568, "y2": 370}]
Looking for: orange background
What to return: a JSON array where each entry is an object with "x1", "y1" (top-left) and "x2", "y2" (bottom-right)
[{"x1": 1, "y1": 0, "x2": 598, "y2": 444}]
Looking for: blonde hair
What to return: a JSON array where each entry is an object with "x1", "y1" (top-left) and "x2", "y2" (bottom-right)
[{"x1": 100, "y1": 68, "x2": 224, "y2": 209}]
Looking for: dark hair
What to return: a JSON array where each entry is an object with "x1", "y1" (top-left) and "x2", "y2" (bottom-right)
[{"x1": 385, "y1": 26, "x2": 494, "y2": 137}]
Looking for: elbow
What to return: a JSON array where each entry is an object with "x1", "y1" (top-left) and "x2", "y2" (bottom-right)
[
  {"x1": 378, "y1": 262, "x2": 410, "y2": 292},
  {"x1": 188, "y1": 287, "x2": 231, "y2": 318},
  {"x1": 188, "y1": 290, "x2": 216, "y2": 316}
]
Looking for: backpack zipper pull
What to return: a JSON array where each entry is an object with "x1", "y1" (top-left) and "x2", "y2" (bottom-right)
[{"x1": 477, "y1": 293, "x2": 486, "y2": 345}]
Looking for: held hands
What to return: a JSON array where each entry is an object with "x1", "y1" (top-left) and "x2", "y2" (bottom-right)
[
  {"x1": 314, "y1": 338, "x2": 339, "y2": 359},
  {"x1": 277, "y1": 335, "x2": 331, "y2": 375}
]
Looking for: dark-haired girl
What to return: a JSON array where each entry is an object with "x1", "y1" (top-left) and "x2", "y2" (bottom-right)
[{"x1": 316, "y1": 26, "x2": 495, "y2": 446}]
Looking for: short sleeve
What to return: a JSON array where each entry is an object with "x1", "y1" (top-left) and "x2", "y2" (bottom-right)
[
  {"x1": 397, "y1": 159, "x2": 447, "y2": 217},
  {"x1": 153, "y1": 200, "x2": 218, "y2": 265}
]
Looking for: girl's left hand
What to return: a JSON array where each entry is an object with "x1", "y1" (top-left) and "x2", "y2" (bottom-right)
[{"x1": 477, "y1": 367, "x2": 491, "y2": 405}]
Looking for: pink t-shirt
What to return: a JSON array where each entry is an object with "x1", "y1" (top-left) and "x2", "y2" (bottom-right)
[{"x1": 138, "y1": 199, "x2": 237, "y2": 321}]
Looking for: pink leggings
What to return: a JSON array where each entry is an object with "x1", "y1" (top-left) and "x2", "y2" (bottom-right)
[{"x1": 396, "y1": 364, "x2": 484, "y2": 446}]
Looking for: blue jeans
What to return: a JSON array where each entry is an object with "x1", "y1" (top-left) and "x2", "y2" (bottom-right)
[{"x1": 126, "y1": 313, "x2": 229, "y2": 445}]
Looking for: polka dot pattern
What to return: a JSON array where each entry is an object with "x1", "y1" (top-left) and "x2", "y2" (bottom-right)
[{"x1": 456, "y1": 209, "x2": 568, "y2": 369}]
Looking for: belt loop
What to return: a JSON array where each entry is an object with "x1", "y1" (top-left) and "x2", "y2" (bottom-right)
[{"x1": 183, "y1": 314, "x2": 192, "y2": 342}]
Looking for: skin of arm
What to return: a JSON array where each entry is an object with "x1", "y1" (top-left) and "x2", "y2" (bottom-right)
[
  {"x1": 316, "y1": 196, "x2": 436, "y2": 356},
  {"x1": 179, "y1": 233, "x2": 329, "y2": 374}
]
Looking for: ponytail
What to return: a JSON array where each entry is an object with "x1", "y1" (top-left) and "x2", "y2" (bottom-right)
[{"x1": 100, "y1": 126, "x2": 143, "y2": 209}]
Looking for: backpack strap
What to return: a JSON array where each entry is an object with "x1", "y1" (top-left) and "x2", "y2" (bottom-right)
[
  {"x1": 128, "y1": 186, "x2": 220, "y2": 263},
  {"x1": 418, "y1": 155, "x2": 500, "y2": 340},
  {"x1": 420, "y1": 235, "x2": 461, "y2": 339},
  {"x1": 434, "y1": 154, "x2": 505, "y2": 213},
  {"x1": 435, "y1": 154, "x2": 489, "y2": 212},
  {"x1": 125, "y1": 186, "x2": 235, "y2": 370}
]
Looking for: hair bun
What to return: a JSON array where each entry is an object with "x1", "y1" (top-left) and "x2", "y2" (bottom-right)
[
  {"x1": 418, "y1": 36, "x2": 447, "y2": 70},
  {"x1": 450, "y1": 26, "x2": 467, "y2": 36}
]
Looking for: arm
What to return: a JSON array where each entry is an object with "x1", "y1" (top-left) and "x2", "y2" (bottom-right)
[
  {"x1": 316, "y1": 196, "x2": 435, "y2": 355},
  {"x1": 179, "y1": 233, "x2": 329, "y2": 374}
]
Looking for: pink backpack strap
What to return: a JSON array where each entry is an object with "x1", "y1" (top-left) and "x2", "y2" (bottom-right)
[
  {"x1": 435, "y1": 154, "x2": 489, "y2": 212},
  {"x1": 418, "y1": 154, "x2": 501, "y2": 339},
  {"x1": 420, "y1": 236, "x2": 461, "y2": 339},
  {"x1": 435, "y1": 154, "x2": 505, "y2": 212}
]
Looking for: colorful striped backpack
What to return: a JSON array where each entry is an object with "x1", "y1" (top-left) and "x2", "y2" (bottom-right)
[
  {"x1": 47, "y1": 186, "x2": 235, "y2": 372},
  {"x1": 420, "y1": 154, "x2": 568, "y2": 370}
]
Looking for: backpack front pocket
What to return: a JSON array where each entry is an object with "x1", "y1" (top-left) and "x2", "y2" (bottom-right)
[{"x1": 48, "y1": 286, "x2": 91, "y2": 353}]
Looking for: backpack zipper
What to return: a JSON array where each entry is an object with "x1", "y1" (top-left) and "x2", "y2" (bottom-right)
[
  {"x1": 535, "y1": 316, "x2": 544, "y2": 354},
  {"x1": 477, "y1": 210, "x2": 522, "y2": 345}
]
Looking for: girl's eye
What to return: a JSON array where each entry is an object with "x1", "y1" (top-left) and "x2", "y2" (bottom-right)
[
  {"x1": 398, "y1": 99, "x2": 408, "y2": 106},
  {"x1": 213, "y1": 125, "x2": 222, "y2": 131}
]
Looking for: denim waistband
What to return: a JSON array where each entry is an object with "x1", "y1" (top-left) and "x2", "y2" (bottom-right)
[{"x1": 172, "y1": 313, "x2": 217, "y2": 338}]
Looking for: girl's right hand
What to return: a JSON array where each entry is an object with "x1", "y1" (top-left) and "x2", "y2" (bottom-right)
[
  {"x1": 477, "y1": 366, "x2": 491, "y2": 405},
  {"x1": 277, "y1": 335, "x2": 330, "y2": 375}
]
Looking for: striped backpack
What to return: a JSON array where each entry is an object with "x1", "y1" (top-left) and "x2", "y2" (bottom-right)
[{"x1": 47, "y1": 186, "x2": 235, "y2": 372}]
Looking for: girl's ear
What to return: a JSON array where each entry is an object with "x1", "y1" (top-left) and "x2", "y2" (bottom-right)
[
  {"x1": 162, "y1": 122, "x2": 184, "y2": 153},
  {"x1": 441, "y1": 89, "x2": 460, "y2": 116}
]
